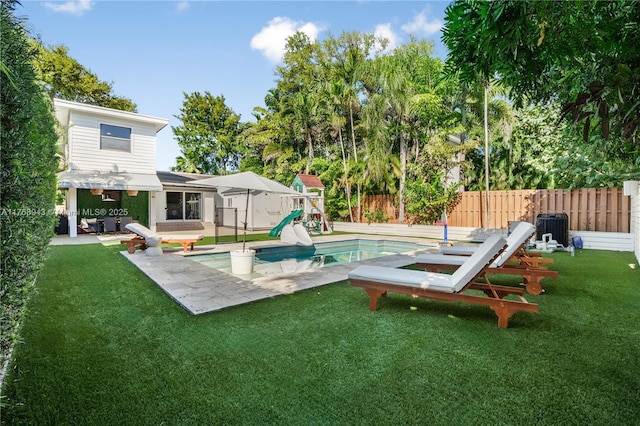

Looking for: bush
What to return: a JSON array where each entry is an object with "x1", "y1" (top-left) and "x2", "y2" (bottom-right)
[
  {"x1": 1, "y1": 0, "x2": 59, "y2": 376},
  {"x1": 403, "y1": 175, "x2": 461, "y2": 225},
  {"x1": 364, "y1": 208, "x2": 390, "y2": 224}
]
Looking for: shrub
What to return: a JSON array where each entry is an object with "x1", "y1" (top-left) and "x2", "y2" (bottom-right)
[
  {"x1": 1, "y1": 0, "x2": 59, "y2": 377},
  {"x1": 403, "y1": 175, "x2": 461, "y2": 225},
  {"x1": 364, "y1": 208, "x2": 390, "y2": 224}
]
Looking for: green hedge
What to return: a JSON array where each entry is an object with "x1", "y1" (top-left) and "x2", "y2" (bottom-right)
[
  {"x1": 76, "y1": 189, "x2": 149, "y2": 228},
  {"x1": 0, "y1": 1, "x2": 59, "y2": 372},
  {"x1": 121, "y1": 191, "x2": 149, "y2": 227}
]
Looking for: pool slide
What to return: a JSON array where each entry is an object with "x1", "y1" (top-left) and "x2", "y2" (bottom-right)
[
  {"x1": 280, "y1": 223, "x2": 314, "y2": 246},
  {"x1": 269, "y1": 209, "x2": 304, "y2": 237}
]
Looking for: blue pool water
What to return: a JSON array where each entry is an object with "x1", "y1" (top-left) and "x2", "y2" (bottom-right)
[{"x1": 190, "y1": 239, "x2": 430, "y2": 277}]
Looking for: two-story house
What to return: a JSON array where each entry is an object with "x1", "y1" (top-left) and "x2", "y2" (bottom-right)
[
  {"x1": 54, "y1": 99, "x2": 304, "y2": 238},
  {"x1": 55, "y1": 99, "x2": 169, "y2": 237}
]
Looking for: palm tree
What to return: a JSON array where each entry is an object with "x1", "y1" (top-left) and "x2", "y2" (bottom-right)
[
  {"x1": 322, "y1": 32, "x2": 376, "y2": 222},
  {"x1": 324, "y1": 80, "x2": 355, "y2": 222}
]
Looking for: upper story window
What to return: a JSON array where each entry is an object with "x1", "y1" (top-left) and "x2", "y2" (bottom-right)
[{"x1": 100, "y1": 124, "x2": 131, "y2": 152}]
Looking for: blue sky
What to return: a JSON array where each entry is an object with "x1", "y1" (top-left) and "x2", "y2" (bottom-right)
[{"x1": 20, "y1": 0, "x2": 451, "y2": 171}]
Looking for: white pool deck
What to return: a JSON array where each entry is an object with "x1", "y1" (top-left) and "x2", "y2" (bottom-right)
[{"x1": 51, "y1": 233, "x2": 439, "y2": 315}]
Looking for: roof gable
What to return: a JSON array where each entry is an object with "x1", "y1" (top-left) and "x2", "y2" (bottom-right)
[
  {"x1": 295, "y1": 174, "x2": 324, "y2": 189},
  {"x1": 54, "y1": 98, "x2": 168, "y2": 133}
]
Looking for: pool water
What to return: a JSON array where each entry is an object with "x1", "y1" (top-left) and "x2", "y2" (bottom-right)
[{"x1": 190, "y1": 239, "x2": 430, "y2": 277}]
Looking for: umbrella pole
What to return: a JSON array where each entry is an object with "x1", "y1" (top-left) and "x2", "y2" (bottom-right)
[{"x1": 242, "y1": 189, "x2": 249, "y2": 252}]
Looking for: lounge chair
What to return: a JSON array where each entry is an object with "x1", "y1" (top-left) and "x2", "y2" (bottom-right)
[
  {"x1": 416, "y1": 222, "x2": 558, "y2": 295},
  {"x1": 348, "y1": 234, "x2": 538, "y2": 328},
  {"x1": 440, "y1": 222, "x2": 553, "y2": 268},
  {"x1": 120, "y1": 223, "x2": 203, "y2": 253}
]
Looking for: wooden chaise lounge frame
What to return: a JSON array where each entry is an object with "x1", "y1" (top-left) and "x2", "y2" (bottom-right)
[
  {"x1": 416, "y1": 222, "x2": 558, "y2": 295},
  {"x1": 348, "y1": 234, "x2": 538, "y2": 328},
  {"x1": 120, "y1": 223, "x2": 203, "y2": 253}
]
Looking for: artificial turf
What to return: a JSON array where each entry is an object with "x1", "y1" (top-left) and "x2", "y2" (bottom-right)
[{"x1": 2, "y1": 243, "x2": 639, "y2": 424}]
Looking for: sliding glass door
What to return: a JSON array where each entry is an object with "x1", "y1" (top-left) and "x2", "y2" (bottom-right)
[{"x1": 166, "y1": 192, "x2": 201, "y2": 220}]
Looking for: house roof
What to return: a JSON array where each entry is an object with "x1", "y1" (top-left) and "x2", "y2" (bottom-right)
[
  {"x1": 296, "y1": 174, "x2": 324, "y2": 189},
  {"x1": 53, "y1": 98, "x2": 169, "y2": 133},
  {"x1": 157, "y1": 171, "x2": 216, "y2": 189}
]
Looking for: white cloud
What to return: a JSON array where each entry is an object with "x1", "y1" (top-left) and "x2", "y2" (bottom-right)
[
  {"x1": 44, "y1": 0, "x2": 94, "y2": 16},
  {"x1": 374, "y1": 23, "x2": 400, "y2": 54},
  {"x1": 176, "y1": 1, "x2": 190, "y2": 12},
  {"x1": 401, "y1": 11, "x2": 443, "y2": 36},
  {"x1": 250, "y1": 17, "x2": 321, "y2": 63}
]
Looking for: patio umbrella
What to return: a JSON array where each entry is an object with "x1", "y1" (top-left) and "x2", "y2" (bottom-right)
[{"x1": 190, "y1": 171, "x2": 300, "y2": 251}]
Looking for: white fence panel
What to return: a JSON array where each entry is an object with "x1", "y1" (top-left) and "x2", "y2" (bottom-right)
[
  {"x1": 332, "y1": 222, "x2": 634, "y2": 252},
  {"x1": 630, "y1": 190, "x2": 639, "y2": 262},
  {"x1": 569, "y1": 231, "x2": 634, "y2": 252}
]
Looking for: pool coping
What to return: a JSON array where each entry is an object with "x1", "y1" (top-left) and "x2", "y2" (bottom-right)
[{"x1": 121, "y1": 234, "x2": 439, "y2": 315}]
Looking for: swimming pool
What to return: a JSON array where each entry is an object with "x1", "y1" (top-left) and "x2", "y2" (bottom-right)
[{"x1": 190, "y1": 239, "x2": 431, "y2": 277}]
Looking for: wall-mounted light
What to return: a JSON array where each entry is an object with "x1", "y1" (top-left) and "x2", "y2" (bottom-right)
[{"x1": 102, "y1": 194, "x2": 116, "y2": 202}]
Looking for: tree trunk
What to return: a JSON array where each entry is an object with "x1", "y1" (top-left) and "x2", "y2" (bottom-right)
[
  {"x1": 349, "y1": 105, "x2": 361, "y2": 222},
  {"x1": 339, "y1": 127, "x2": 354, "y2": 222},
  {"x1": 484, "y1": 85, "x2": 491, "y2": 229},
  {"x1": 305, "y1": 128, "x2": 313, "y2": 174},
  {"x1": 398, "y1": 130, "x2": 407, "y2": 224}
]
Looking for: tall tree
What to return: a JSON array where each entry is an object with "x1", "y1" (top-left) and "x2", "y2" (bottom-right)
[
  {"x1": 363, "y1": 40, "x2": 446, "y2": 224},
  {"x1": 442, "y1": 0, "x2": 640, "y2": 166},
  {"x1": 274, "y1": 32, "x2": 327, "y2": 174},
  {"x1": 173, "y1": 92, "x2": 245, "y2": 175},
  {"x1": 322, "y1": 32, "x2": 378, "y2": 221},
  {"x1": 30, "y1": 41, "x2": 136, "y2": 111}
]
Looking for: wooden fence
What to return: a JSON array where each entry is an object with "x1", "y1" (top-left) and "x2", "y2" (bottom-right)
[{"x1": 358, "y1": 188, "x2": 631, "y2": 232}]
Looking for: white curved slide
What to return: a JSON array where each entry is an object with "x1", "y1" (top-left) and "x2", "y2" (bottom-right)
[{"x1": 280, "y1": 223, "x2": 314, "y2": 246}]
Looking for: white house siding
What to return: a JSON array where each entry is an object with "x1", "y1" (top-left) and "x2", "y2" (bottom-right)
[
  {"x1": 216, "y1": 191, "x2": 291, "y2": 231},
  {"x1": 203, "y1": 191, "x2": 215, "y2": 224},
  {"x1": 68, "y1": 110, "x2": 157, "y2": 174},
  {"x1": 250, "y1": 192, "x2": 289, "y2": 230}
]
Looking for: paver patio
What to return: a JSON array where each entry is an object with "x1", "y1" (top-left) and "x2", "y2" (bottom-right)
[{"x1": 119, "y1": 235, "x2": 438, "y2": 314}]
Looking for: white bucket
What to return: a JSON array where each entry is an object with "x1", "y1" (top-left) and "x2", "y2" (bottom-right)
[{"x1": 230, "y1": 249, "x2": 255, "y2": 275}]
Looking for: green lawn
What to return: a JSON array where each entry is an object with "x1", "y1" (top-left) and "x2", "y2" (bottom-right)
[{"x1": 2, "y1": 242, "x2": 639, "y2": 424}]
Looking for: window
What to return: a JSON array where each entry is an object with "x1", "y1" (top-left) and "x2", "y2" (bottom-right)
[
  {"x1": 100, "y1": 124, "x2": 131, "y2": 152},
  {"x1": 185, "y1": 193, "x2": 201, "y2": 220},
  {"x1": 166, "y1": 191, "x2": 201, "y2": 220}
]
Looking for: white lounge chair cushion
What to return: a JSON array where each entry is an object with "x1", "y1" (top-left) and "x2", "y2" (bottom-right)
[
  {"x1": 350, "y1": 234, "x2": 507, "y2": 294},
  {"x1": 348, "y1": 265, "x2": 456, "y2": 293},
  {"x1": 494, "y1": 221, "x2": 534, "y2": 265},
  {"x1": 416, "y1": 253, "x2": 469, "y2": 266},
  {"x1": 449, "y1": 234, "x2": 507, "y2": 292},
  {"x1": 126, "y1": 223, "x2": 159, "y2": 238},
  {"x1": 125, "y1": 223, "x2": 203, "y2": 241},
  {"x1": 162, "y1": 234, "x2": 204, "y2": 242},
  {"x1": 438, "y1": 222, "x2": 535, "y2": 267},
  {"x1": 439, "y1": 244, "x2": 478, "y2": 256}
]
